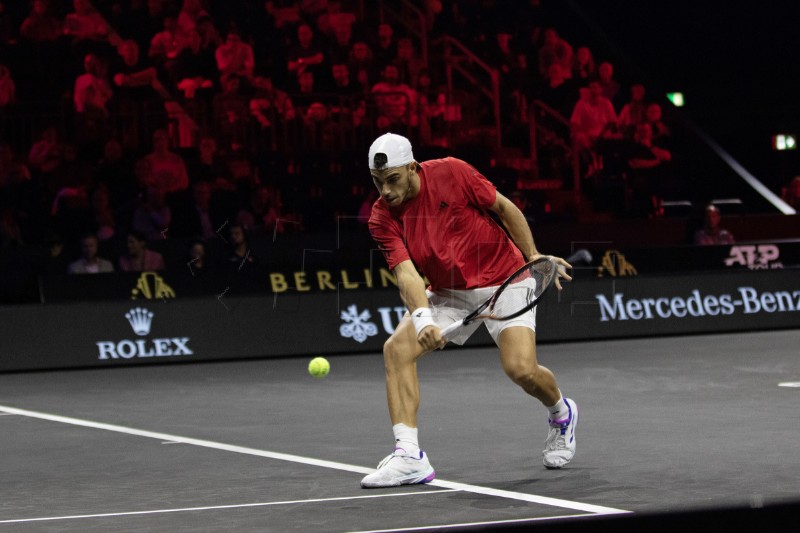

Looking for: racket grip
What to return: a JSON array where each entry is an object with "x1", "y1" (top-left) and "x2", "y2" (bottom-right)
[{"x1": 440, "y1": 319, "x2": 464, "y2": 342}]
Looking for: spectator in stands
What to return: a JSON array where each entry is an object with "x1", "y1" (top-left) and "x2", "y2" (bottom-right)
[
  {"x1": 0, "y1": 65, "x2": 15, "y2": 107},
  {"x1": 119, "y1": 229, "x2": 165, "y2": 271},
  {"x1": 0, "y1": 207, "x2": 24, "y2": 248},
  {"x1": 215, "y1": 29, "x2": 254, "y2": 82},
  {"x1": 572, "y1": 46, "x2": 596, "y2": 81},
  {"x1": 326, "y1": 9, "x2": 355, "y2": 64},
  {"x1": 316, "y1": 1, "x2": 356, "y2": 40},
  {"x1": 292, "y1": 70, "x2": 319, "y2": 110},
  {"x1": 395, "y1": 36, "x2": 423, "y2": 88},
  {"x1": 371, "y1": 63, "x2": 417, "y2": 131},
  {"x1": 597, "y1": 61, "x2": 621, "y2": 108},
  {"x1": 570, "y1": 80, "x2": 617, "y2": 151},
  {"x1": 213, "y1": 74, "x2": 250, "y2": 151},
  {"x1": 171, "y1": 180, "x2": 220, "y2": 240},
  {"x1": 0, "y1": 144, "x2": 32, "y2": 190},
  {"x1": 90, "y1": 186, "x2": 116, "y2": 242},
  {"x1": 373, "y1": 23, "x2": 397, "y2": 69},
  {"x1": 236, "y1": 184, "x2": 283, "y2": 235},
  {"x1": 144, "y1": 129, "x2": 189, "y2": 194},
  {"x1": 177, "y1": 0, "x2": 208, "y2": 35},
  {"x1": 487, "y1": 31, "x2": 516, "y2": 78},
  {"x1": 148, "y1": 12, "x2": 195, "y2": 85},
  {"x1": 68, "y1": 233, "x2": 114, "y2": 274},
  {"x1": 625, "y1": 122, "x2": 672, "y2": 218},
  {"x1": 538, "y1": 63, "x2": 577, "y2": 119},
  {"x1": 188, "y1": 135, "x2": 229, "y2": 184},
  {"x1": 504, "y1": 52, "x2": 535, "y2": 126},
  {"x1": 132, "y1": 185, "x2": 171, "y2": 242},
  {"x1": 286, "y1": 23, "x2": 325, "y2": 80},
  {"x1": 538, "y1": 28, "x2": 573, "y2": 79},
  {"x1": 113, "y1": 39, "x2": 160, "y2": 103},
  {"x1": 48, "y1": 143, "x2": 94, "y2": 205},
  {"x1": 348, "y1": 40, "x2": 377, "y2": 94},
  {"x1": 414, "y1": 69, "x2": 447, "y2": 146},
  {"x1": 74, "y1": 53, "x2": 113, "y2": 116},
  {"x1": 20, "y1": 0, "x2": 63, "y2": 43},
  {"x1": 249, "y1": 75, "x2": 296, "y2": 127},
  {"x1": 192, "y1": 14, "x2": 223, "y2": 71},
  {"x1": 328, "y1": 62, "x2": 359, "y2": 100},
  {"x1": 28, "y1": 126, "x2": 63, "y2": 176},
  {"x1": 224, "y1": 223, "x2": 257, "y2": 272},
  {"x1": 185, "y1": 237, "x2": 213, "y2": 277},
  {"x1": 64, "y1": 0, "x2": 109, "y2": 44},
  {"x1": 42, "y1": 230, "x2": 68, "y2": 275},
  {"x1": 616, "y1": 83, "x2": 647, "y2": 138},
  {"x1": 694, "y1": 204, "x2": 735, "y2": 245},
  {"x1": 644, "y1": 102, "x2": 671, "y2": 144}
]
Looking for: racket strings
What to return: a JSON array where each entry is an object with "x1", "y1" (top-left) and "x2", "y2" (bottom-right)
[{"x1": 489, "y1": 261, "x2": 557, "y2": 319}]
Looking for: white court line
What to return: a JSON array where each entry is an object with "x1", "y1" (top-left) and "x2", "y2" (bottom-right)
[
  {"x1": 0, "y1": 404, "x2": 629, "y2": 518},
  {"x1": 0, "y1": 491, "x2": 458, "y2": 525},
  {"x1": 351, "y1": 513, "x2": 601, "y2": 533},
  {"x1": 778, "y1": 382, "x2": 800, "y2": 388}
]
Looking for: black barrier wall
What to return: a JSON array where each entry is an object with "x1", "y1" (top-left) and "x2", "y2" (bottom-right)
[{"x1": 1, "y1": 268, "x2": 799, "y2": 372}]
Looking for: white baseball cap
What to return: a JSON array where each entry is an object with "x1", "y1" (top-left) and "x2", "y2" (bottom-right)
[{"x1": 368, "y1": 133, "x2": 414, "y2": 170}]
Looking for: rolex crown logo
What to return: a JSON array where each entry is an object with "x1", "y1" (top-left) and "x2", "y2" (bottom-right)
[{"x1": 125, "y1": 307, "x2": 154, "y2": 336}]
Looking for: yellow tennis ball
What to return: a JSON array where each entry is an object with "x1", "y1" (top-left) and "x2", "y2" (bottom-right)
[{"x1": 308, "y1": 357, "x2": 330, "y2": 378}]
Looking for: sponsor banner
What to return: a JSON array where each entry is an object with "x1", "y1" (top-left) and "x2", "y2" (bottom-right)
[
  {"x1": 39, "y1": 241, "x2": 800, "y2": 302},
  {"x1": 2, "y1": 269, "x2": 798, "y2": 372},
  {"x1": 595, "y1": 241, "x2": 800, "y2": 277}
]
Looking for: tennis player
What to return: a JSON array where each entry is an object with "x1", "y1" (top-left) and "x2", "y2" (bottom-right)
[{"x1": 362, "y1": 133, "x2": 577, "y2": 488}]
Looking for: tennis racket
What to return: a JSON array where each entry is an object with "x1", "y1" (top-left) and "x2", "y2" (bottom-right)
[{"x1": 440, "y1": 257, "x2": 560, "y2": 342}]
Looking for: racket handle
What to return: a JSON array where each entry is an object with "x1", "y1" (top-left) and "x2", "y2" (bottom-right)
[{"x1": 440, "y1": 319, "x2": 464, "y2": 342}]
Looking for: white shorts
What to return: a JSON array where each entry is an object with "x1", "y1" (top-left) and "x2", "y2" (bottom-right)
[{"x1": 425, "y1": 285, "x2": 537, "y2": 346}]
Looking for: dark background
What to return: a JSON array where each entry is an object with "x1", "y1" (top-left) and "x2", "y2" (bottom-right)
[{"x1": 566, "y1": 0, "x2": 800, "y2": 196}]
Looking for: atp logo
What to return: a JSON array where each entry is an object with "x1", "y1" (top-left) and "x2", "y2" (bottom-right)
[
  {"x1": 339, "y1": 305, "x2": 379, "y2": 343},
  {"x1": 724, "y1": 245, "x2": 783, "y2": 270}
]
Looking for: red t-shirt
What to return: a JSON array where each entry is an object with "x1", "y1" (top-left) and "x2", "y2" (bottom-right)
[{"x1": 369, "y1": 157, "x2": 524, "y2": 291}]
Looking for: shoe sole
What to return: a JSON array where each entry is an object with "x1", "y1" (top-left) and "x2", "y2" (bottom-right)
[
  {"x1": 361, "y1": 468, "x2": 436, "y2": 489},
  {"x1": 543, "y1": 398, "x2": 578, "y2": 470}
]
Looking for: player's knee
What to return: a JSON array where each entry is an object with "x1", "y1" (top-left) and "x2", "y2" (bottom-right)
[
  {"x1": 383, "y1": 335, "x2": 413, "y2": 369},
  {"x1": 503, "y1": 359, "x2": 540, "y2": 389}
]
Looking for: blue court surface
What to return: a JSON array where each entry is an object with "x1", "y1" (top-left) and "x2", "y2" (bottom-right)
[{"x1": 1, "y1": 329, "x2": 798, "y2": 532}]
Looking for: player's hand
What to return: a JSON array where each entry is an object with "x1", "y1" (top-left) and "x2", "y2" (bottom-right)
[
  {"x1": 531, "y1": 253, "x2": 573, "y2": 290},
  {"x1": 418, "y1": 325, "x2": 446, "y2": 352}
]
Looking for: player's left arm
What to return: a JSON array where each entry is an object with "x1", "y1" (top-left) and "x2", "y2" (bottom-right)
[{"x1": 489, "y1": 191, "x2": 573, "y2": 287}]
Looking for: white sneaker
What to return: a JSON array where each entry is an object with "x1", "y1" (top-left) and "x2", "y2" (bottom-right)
[
  {"x1": 542, "y1": 398, "x2": 578, "y2": 469},
  {"x1": 360, "y1": 448, "x2": 436, "y2": 488}
]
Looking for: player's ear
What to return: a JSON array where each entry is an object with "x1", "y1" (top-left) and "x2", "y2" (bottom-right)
[{"x1": 408, "y1": 161, "x2": 417, "y2": 173}]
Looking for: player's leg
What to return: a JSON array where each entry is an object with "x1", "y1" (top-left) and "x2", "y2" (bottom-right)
[
  {"x1": 496, "y1": 326, "x2": 559, "y2": 405},
  {"x1": 361, "y1": 316, "x2": 435, "y2": 488},
  {"x1": 383, "y1": 316, "x2": 425, "y2": 428},
  {"x1": 497, "y1": 326, "x2": 579, "y2": 469}
]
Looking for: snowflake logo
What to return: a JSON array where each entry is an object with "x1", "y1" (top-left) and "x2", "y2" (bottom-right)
[{"x1": 339, "y1": 305, "x2": 379, "y2": 343}]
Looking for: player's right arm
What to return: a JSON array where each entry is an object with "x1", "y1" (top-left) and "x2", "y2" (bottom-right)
[{"x1": 394, "y1": 260, "x2": 444, "y2": 352}]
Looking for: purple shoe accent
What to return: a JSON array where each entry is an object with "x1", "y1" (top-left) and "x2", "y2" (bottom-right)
[{"x1": 422, "y1": 470, "x2": 436, "y2": 483}]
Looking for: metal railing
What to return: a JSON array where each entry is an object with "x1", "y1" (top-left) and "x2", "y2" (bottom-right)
[
  {"x1": 378, "y1": 0, "x2": 430, "y2": 67},
  {"x1": 437, "y1": 35, "x2": 501, "y2": 148},
  {"x1": 528, "y1": 99, "x2": 581, "y2": 201}
]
